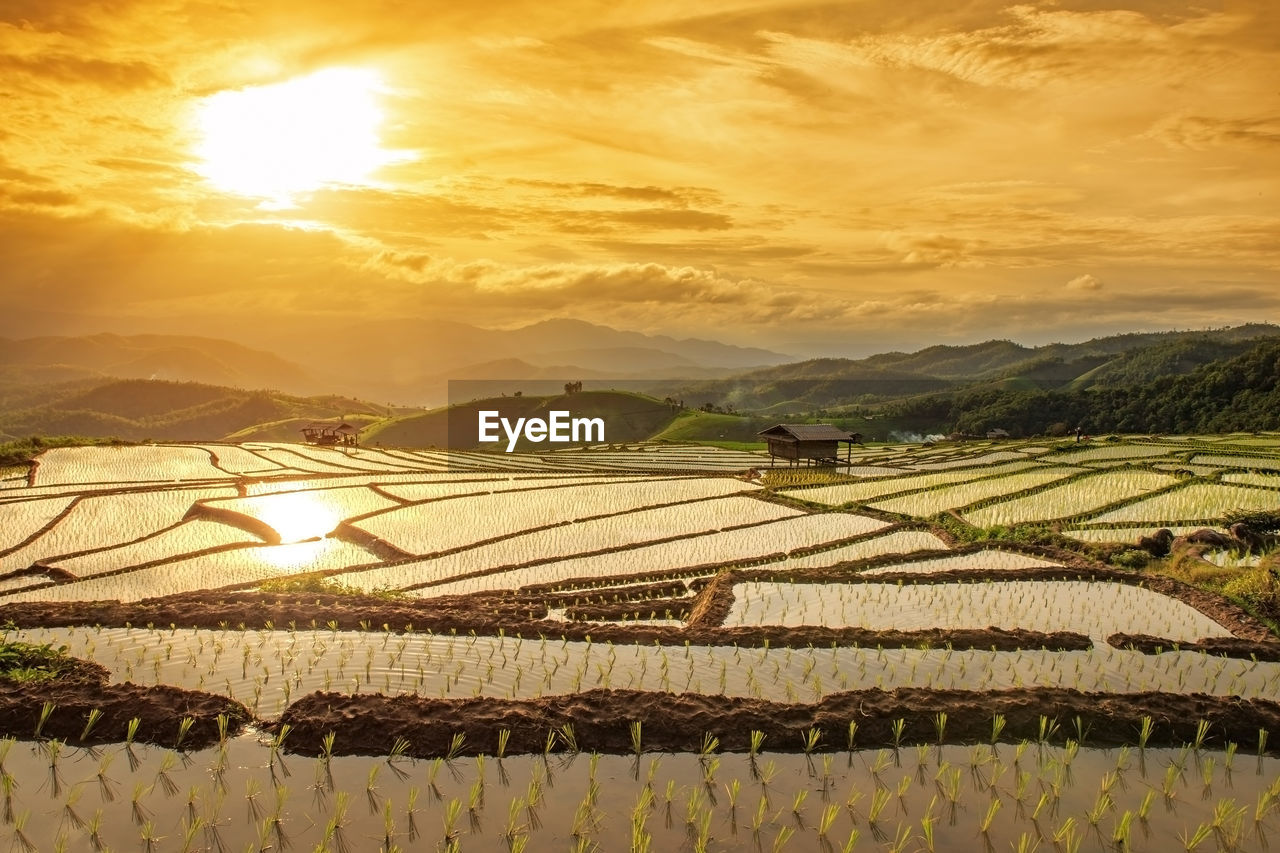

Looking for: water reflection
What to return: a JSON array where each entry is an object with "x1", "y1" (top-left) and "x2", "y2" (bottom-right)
[{"x1": 252, "y1": 490, "x2": 344, "y2": 543}]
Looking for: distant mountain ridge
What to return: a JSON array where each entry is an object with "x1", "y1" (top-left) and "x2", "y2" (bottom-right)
[
  {"x1": 887, "y1": 336, "x2": 1280, "y2": 437},
  {"x1": 666, "y1": 325, "x2": 1280, "y2": 410},
  {"x1": 0, "y1": 333, "x2": 315, "y2": 392},
  {"x1": 0, "y1": 321, "x2": 791, "y2": 406},
  {"x1": 4, "y1": 324, "x2": 1280, "y2": 443}
]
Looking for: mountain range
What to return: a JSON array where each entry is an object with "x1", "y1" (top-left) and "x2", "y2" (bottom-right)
[
  {"x1": 0, "y1": 319, "x2": 789, "y2": 406},
  {"x1": 2, "y1": 321, "x2": 1278, "y2": 444}
]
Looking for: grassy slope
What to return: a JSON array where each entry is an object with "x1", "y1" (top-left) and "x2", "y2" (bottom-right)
[
  {"x1": 651, "y1": 411, "x2": 768, "y2": 447},
  {"x1": 224, "y1": 413, "x2": 385, "y2": 443}
]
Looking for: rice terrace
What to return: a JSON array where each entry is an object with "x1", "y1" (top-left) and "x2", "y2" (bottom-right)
[{"x1": 0, "y1": 432, "x2": 1276, "y2": 852}]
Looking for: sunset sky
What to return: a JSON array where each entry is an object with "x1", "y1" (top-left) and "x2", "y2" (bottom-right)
[{"x1": 1, "y1": 0, "x2": 1277, "y2": 358}]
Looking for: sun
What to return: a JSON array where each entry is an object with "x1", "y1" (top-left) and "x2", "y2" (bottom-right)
[
  {"x1": 254, "y1": 490, "x2": 343, "y2": 543},
  {"x1": 194, "y1": 68, "x2": 394, "y2": 204}
]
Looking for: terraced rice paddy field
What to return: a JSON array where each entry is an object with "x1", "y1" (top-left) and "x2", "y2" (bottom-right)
[{"x1": 1, "y1": 435, "x2": 1280, "y2": 851}]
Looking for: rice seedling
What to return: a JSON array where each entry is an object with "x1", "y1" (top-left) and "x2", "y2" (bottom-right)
[
  {"x1": 979, "y1": 796, "x2": 1002, "y2": 834},
  {"x1": 1037, "y1": 716, "x2": 1060, "y2": 745},
  {"x1": 84, "y1": 808, "x2": 106, "y2": 852},
  {"x1": 801, "y1": 727, "x2": 822, "y2": 754},
  {"x1": 78, "y1": 708, "x2": 104, "y2": 743},
  {"x1": 990, "y1": 713, "x2": 1007, "y2": 744},
  {"x1": 1178, "y1": 821, "x2": 1213, "y2": 850},
  {"x1": 867, "y1": 787, "x2": 891, "y2": 824},
  {"x1": 33, "y1": 701, "x2": 56, "y2": 739},
  {"x1": 497, "y1": 728, "x2": 511, "y2": 759},
  {"x1": 1138, "y1": 716, "x2": 1155, "y2": 750},
  {"x1": 174, "y1": 716, "x2": 195, "y2": 749},
  {"x1": 445, "y1": 732, "x2": 467, "y2": 762},
  {"x1": 1192, "y1": 719, "x2": 1212, "y2": 751},
  {"x1": 9, "y1": 808, "x2": 36, "y2": 853}
]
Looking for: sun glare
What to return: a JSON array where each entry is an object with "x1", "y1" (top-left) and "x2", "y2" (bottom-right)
[
  {"x1": 255, "y1": 491, "x2": 343, "y2": 543},
  {"x1": 194, "y1": 68, "x2": 394, "y2": 204}
]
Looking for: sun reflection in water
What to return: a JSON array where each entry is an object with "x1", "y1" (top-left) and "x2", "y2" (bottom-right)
[{"x1": 255, "y1": 491, "x2": 344, "y2": 544}]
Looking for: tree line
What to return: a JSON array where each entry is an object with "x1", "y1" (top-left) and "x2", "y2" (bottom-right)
[{"x1": 884, "y1": 338, "x2": 1280, "y2": 437}]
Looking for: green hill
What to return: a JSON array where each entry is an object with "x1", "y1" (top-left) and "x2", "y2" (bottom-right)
[
  {"x1": 661, "y1": 325, "x2": 1280, "y2": 414},
  {"x1": 9, "y1": 326, "x2": 1280, "y2": 446},
  {"x1": 651, "y1": 411, "x2": 770, "y2": 446},
  {"x1": 223, "y1": 413, "x2": 385, "y2": 443},
  {"x1": 1066, "y1": 337, "x2": 1261, "y2": 390},
  {"x1": 885, "y1": 337, "x2": 1280, "y2": 437},
  {"x1": 0, "y1": 378, "x2": 388, "y2": 443}
]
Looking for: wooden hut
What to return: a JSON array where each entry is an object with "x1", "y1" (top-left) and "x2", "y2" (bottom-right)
[
  {"x1": 300, "y1": 421, "x2": 360, "y2": 446},
  {"x1": 758, "y1": 424, "x2": 861, "y2": 466}
]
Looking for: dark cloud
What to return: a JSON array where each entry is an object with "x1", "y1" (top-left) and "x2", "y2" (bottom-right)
[
  {"x1": 590, "y1": 238, "x2": 817, "y2": 263},
  {"x1": 0, "y1": 160, "x2": 48, "y2": 184},
  {"x1": 1155, "y1": 115, "x2": 1280, "y2": 150},
  {"x1": 92, "y1": 157, "x2": 189, "y2": 175},
  {"x1": 0, "y1": 185, "x2": 77, "y2": 206},
  {"x1": 303, "y1": 186, "x2": 734, "y2": 239},
  {"x1": 0, "y1": 0, "x2": 132, "y2": 33},
  {"x1": 508, "y1": 178, "x2": 720, "y2": 206},
  {"x1": 0, "y1": 53, "x2": 169, "y2": 88},
  {"x1": 584, "y1": 208, "x2": 733, "y2": 232}
]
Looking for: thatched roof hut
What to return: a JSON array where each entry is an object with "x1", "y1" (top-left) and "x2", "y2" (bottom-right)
[
  {"x1": 757, "y1": 424, "x2": 861, "y2": 466},
  {"x1": 300, "y1": 421, "x2": 360, "y2": 446}
]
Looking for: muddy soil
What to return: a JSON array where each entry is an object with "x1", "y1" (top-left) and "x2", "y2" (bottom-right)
[
  {"x1": 1108, "y1": 632, "x2": 1280, "y2": 662},
  {"x1": 0, "y1": 668, "x2": 251, "y2": 749},
  {"x1": 0, "y1": 590, "x2": 1090, "y2": 651},
  {"x1": 545, "y1": 580, "x2": 689, "y2": 608},
  {"x1": 564, "y1": 597, "x2": 693, "y2": 621},
  {"x1": 275, "y1": 686, "x2": 1280, "y2": 758}
]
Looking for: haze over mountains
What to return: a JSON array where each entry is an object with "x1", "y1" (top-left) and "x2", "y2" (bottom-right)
[
  {"x1": 2, "y1": 321, "x2": 1278, "y2": 443},
  {"x1": 0, "y1": 319, "x2": 788, "y2": 406}
]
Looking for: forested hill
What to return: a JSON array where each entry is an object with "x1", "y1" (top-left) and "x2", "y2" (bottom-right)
[
  {"x1": 665, "y1": 325, "x2": 1280, "y2": 411},
  {"x1": 0, "y1": 378, "x2": 387, "y2": 443},
  {"x1": 887, "y1": 337, "x2": 1280, "y2": 437}
]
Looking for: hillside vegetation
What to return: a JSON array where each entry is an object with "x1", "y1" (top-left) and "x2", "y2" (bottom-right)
[
  {"x1": 887, "y1": 337, "x2": 1280, "y2": 437},
  {"x1": 5, "y1": 327, "x2": 1280, "y2": 445},
  {"x1": 667, "y1": 325, "x2": 1280, "y2": 411},
  {"x1": 0, "y1": 379, "x2": 387, "y2": 443}
]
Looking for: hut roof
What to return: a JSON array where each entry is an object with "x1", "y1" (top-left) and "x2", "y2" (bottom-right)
[
  {"x1": 757, "y1": 424, "x2": 857, "y2": 442},
  {"x1": 301, "y1": 421, "x2": 359, "y2": 434}
]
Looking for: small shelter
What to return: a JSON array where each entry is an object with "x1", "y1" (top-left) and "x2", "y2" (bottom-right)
[
  {"x1": 300, "y1": 421, "x2": 360, "y2": 446},
  {"x1": 758, "y1": 424, "x2": 861, "y2": 466},
  {"x1": 986, "y1": 428, "x2": 1010, "y2": 440}
]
